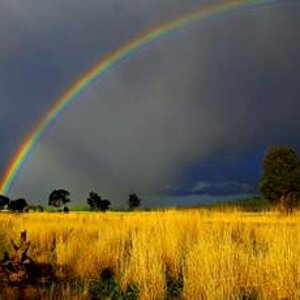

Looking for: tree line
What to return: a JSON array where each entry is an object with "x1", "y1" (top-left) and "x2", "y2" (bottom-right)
[
  {"x1": 1, "y1": 145, "x2": 300, "y2": 213},
  {"x1": 0, "y1": 190, "x2": 142, "y2": 213}
]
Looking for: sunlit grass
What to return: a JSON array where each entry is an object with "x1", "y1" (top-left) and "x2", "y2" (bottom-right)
[{"x1": 1, "y1": 209, "x2": 300, "y2": 299}]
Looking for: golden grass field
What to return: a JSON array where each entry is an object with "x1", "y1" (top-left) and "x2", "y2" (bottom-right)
[{"x1": 1, "y1": 209, "x2": 300, "y2": 299}]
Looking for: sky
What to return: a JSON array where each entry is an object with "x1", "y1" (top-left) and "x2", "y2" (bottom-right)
[{"x1": 1, "y1": 0, "x2": 300, "y2": 207}]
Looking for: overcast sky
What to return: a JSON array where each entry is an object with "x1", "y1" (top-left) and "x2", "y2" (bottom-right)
[{"x1": 1, "y1": 0, "x2": 300, "y2": 207}]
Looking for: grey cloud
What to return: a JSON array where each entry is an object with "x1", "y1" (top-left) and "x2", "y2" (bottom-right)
[
  {"x1": 1, "y1": 1, "x2": 300, "y2": 206},
  {"x1": 0, "y1": 0, "x2": 213, "y2": 170}
]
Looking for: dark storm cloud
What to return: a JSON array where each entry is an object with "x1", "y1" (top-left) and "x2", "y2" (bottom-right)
[
  {"x1": 0, "y1": 0, "x2": 214, "y2": 171},
  {"x1": 1, "y1": 1, "x2": 300, "y2": 206}
]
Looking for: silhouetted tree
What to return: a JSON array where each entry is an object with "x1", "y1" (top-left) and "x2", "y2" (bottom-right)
[
  {"x1": 0, "y1": 195, "x2": 10, "y2": 209},
  {"x1": 48, "y1": 189, "x2": 70, "y2": 210},
  {"x1": 259, "y1": 146, "x2": 300, "y2": 213},
  {"x1": 128, "y1": 193, "x2": 141, "y2": 210},
  {"x1": 87, "y1": 192, "x2": 111, "y2": 211},
  {"x1": 9, "y1": 199, "x2": 28, "y2": 212},
  {"x1": 87, "y1": 192, "x2": 101, "y2": 210},
  {"x1": 99, "y1": 199, "x2": 111, "y2": 212}
]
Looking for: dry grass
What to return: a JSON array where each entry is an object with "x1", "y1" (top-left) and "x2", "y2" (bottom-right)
[{"x1": 1, "y1": 210, "x2": 300, "y2": 299}]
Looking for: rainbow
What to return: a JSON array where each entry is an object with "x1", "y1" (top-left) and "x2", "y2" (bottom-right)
[{"x1": 0, "y1": 0, "x2": 280, "y2": 195}]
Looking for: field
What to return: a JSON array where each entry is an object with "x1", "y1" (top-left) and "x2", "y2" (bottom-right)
[{"x1": 0, "y1": 210, "x2": 300, "y2": 299}]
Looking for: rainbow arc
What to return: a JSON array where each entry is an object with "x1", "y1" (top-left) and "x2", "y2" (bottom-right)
[{"x1": 0, "y1": 0, "x2": 284, "y2": 195}]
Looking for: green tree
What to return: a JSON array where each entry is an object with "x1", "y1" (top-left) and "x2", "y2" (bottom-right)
[
  {"x1": 128, "y1": 193, "x2": 141, "y2": 210},
  {"x1": 48, "y1": 189, "x2": 70, "y2": 210},
  {"x1": 259, "y1": 146, "x2": 300, "y2": 213}
]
